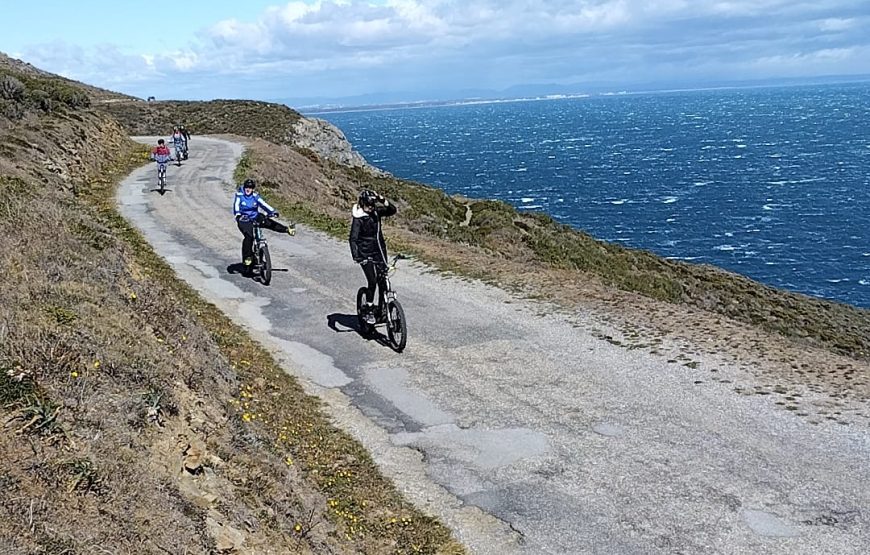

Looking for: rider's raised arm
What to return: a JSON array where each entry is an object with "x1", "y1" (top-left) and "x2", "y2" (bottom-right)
[
  {"x1": 256, "y1": 195, "x2": 277, "y2": 217},
  {"x1": 377, "y1": 198, "x2": 397, "y2": 218}
]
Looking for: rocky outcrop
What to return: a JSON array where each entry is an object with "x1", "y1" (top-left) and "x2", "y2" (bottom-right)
[{"x1": 292, "y1": 116, "x2": 387, "y2": 175}]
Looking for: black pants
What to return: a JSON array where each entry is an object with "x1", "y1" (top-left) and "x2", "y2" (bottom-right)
[
  {"x1": 361, "y1": 260, "x2": 388, "y2": 307},
  {"x1": 237, "y1": 214, "x2": 288, "y2": 261}
]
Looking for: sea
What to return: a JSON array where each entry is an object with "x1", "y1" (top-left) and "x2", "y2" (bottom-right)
[{"x1": 318, "y1": 83, "x2": 870, "y2": 308}]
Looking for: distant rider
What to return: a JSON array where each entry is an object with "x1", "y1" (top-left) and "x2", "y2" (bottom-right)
[
  {"x1": 171, "y1": 125, "x2": 187, "y2": 161},
  {"x1": 150, "y1": 138, "x2": 172, "y2": 163},
  {"x1": 233, "y1": 178, "x2": 295, "y2": 271},
  {"x1": 349, "y1": 189, "x2": 397, "y2": 324}
]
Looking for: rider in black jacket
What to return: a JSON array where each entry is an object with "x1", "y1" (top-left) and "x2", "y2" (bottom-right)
[{"x1": 349, "y1": 189, "x2": 397, "y2": 323}]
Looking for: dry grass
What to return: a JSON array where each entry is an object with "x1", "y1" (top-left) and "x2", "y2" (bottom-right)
[{"x1": 101, "y1": 99, "x2": 303, "y2": 145}]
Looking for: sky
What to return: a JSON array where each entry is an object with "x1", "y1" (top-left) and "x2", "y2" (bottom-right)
[{"x1": 2, "y1": 0, "x2": 869, "y2": 104}]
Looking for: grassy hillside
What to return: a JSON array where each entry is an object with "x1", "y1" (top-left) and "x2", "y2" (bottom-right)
[
  {"x1": 0, "y1": 55, "x2": 461, "y2": 554},
  {"x1": 0, "y1": 52, "x2": 135, "y2": 103},
  {"x1": 103, "y1": 99, "x2": 303, "y2": 144},
  {"x1": 237, "y1": 140, "x2": 870, "y2": 361}
]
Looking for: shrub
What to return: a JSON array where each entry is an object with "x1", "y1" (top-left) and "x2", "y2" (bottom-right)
[{"x1": 0, "y1": 75, "x2": 25, "y2": 101}]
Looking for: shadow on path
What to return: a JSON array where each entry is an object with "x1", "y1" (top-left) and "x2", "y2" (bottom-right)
[
  {"x1": 327, "y1": 313, "x2": 394, "y2": 349},
  {"x1": 226, "y1": 262, "x2": 252, "y2": 278}
]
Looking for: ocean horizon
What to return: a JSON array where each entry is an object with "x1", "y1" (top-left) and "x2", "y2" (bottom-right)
[{"x1": 321, "y1": 83, "x2": 870, "y2": 308}]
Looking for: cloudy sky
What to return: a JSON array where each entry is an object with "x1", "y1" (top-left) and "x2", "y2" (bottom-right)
[{"x1": 2, "y1": 0, "x2": 869, "y2": 103}]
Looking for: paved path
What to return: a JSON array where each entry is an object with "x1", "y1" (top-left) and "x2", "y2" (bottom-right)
[{"x1": 119, "y1": 136, "x2": 870, "y2": 554}]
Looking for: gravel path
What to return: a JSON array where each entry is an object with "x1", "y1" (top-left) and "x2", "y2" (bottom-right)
[{"x1": 119, "y1": 136, "x2": 870, "y2": 554}]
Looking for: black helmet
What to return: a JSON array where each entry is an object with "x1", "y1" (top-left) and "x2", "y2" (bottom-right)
[
  {"x1": 243, "y1": 178, "x2": 256, "y2": 190},
  {"x1": 358, "y1": 189, "x2": 377, "y2": 208}
]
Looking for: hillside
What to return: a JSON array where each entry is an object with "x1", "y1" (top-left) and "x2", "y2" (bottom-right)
[
  {"x1": 0, "y1": 52, "x2": 135, "y2": 103},
  {"x1": 103, "y1": 98, "x2": 370, "y2": 168},
  {"x1": 0, "y1": 55, "x2": 461, "y2": 554}
]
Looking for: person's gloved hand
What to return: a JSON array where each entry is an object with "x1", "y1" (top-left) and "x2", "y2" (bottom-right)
[
  {"x1": 234, "y1": 214, "x2": 242, "y2": 222},
  {"x1": 271, "y1": 211, "x2": 280, "y2": 218}
]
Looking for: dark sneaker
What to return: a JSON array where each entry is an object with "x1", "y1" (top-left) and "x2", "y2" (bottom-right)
[{"x1": 364, "y1": 303, "x2": 376, "y2": 325}]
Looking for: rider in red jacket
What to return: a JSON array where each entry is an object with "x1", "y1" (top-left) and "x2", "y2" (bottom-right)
[{"x1": 150, "y1": 139, "x2": 172, "y2": 161}]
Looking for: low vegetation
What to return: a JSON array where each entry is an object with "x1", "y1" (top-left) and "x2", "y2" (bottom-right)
[{"x1": 103, "y1": 99, "x2": 303, "y2": 144}]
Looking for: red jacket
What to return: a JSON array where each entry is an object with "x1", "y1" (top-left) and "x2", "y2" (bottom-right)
[{"x1": 151, "y1": 145, "x2": 171, "y2": 156}]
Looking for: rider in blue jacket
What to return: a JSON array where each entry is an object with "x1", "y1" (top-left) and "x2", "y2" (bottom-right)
[{"x1": 233, "y1": 178, "x2": 295, "y2": 269}]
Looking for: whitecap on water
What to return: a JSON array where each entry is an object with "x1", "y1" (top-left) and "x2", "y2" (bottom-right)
[
  {"x1": 662, "y1": 196, "x2": 678, "y2": 204},
  {"x1": 521, "y1": 197, "x2": 535, "y2": 203},
  {"x1": 859, "y1": 279, "x2": 869, "y2": 286},
  {"x1": 610, "y1": 199, "x2": 627, "y2": 205},
  {"x1": 714, "y1": 245, "x2": 737, "y2": 251},
  {"x1": 827, "y1": 278, "x2": 850, "y2": 284}
]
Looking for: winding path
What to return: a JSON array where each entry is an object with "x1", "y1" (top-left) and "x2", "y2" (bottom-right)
[{"x1": 118, "y1": 136, "x2": 870, "y2": 554}]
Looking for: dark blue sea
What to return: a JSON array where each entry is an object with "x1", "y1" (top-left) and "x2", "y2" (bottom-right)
[{"x1": 319, "y1": 84, "x2": 870, "y2": 308}]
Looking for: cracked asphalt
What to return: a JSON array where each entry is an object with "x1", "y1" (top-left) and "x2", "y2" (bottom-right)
[{"x1": 118, "y1": 136, "x2": 870, "y2": 554}]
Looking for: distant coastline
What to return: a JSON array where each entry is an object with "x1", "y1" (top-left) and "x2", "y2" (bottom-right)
[{"x1": 298, "y1": 74, "x2": 870, "y2": 115}]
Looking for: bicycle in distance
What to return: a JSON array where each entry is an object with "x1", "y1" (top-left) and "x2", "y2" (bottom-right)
[
  {"x1": 356, "y1": 254, "x2": 408, "y2": 352},
  {"x1": 173, "y1": 142, "x2": 186, "y2": 165},
  {"x1": 149, "y1": 149, "x2": 173, "y2": 193},
  {"x1": 156, "y1": 160, "x2": 168, "y2": 192}
]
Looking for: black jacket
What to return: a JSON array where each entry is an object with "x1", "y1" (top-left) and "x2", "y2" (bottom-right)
[{"x1": 349, "y1": 201, "x2": 397, "y2": 264}]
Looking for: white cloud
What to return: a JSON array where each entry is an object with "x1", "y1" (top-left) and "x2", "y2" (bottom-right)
[
  {"x1": 818, "y1": 17, "x2": 855, "y2": 31},
  {"x1": 12, "y1": 1, "x2": 870, "y2": 100}
]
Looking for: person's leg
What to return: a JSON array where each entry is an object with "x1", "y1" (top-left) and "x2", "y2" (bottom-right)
[
  {"x1": 376, "y1": 265, "x2": 389, "y2": 319},
  {"x1": 237, "y1": 220, "x2": 255, "y2": 263},
  {"x1": 361, "y1": 262, "x2": 378, "y2": 303},
  {"x1": 262, "y1": 216, "x2": 289, "y2": 234}
]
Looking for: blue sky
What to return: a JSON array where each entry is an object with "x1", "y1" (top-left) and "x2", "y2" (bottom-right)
[{"x1": 2, "y1": 1, "x2": 869, "y2": 104}]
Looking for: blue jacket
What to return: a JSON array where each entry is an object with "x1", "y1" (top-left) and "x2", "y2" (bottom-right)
[{"x1": 233, "y1": 188, "x2": 276, "y2": 220}]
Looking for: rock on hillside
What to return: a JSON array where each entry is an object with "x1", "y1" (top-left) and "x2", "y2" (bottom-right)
[{"x1": 292, "y1": 115, "x2": 376, "y2": 170}]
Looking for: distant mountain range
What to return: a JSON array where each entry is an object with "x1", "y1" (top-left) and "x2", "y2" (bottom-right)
[{"x1": 280, "y1": 73, "x2": 870, "y2": 113}]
